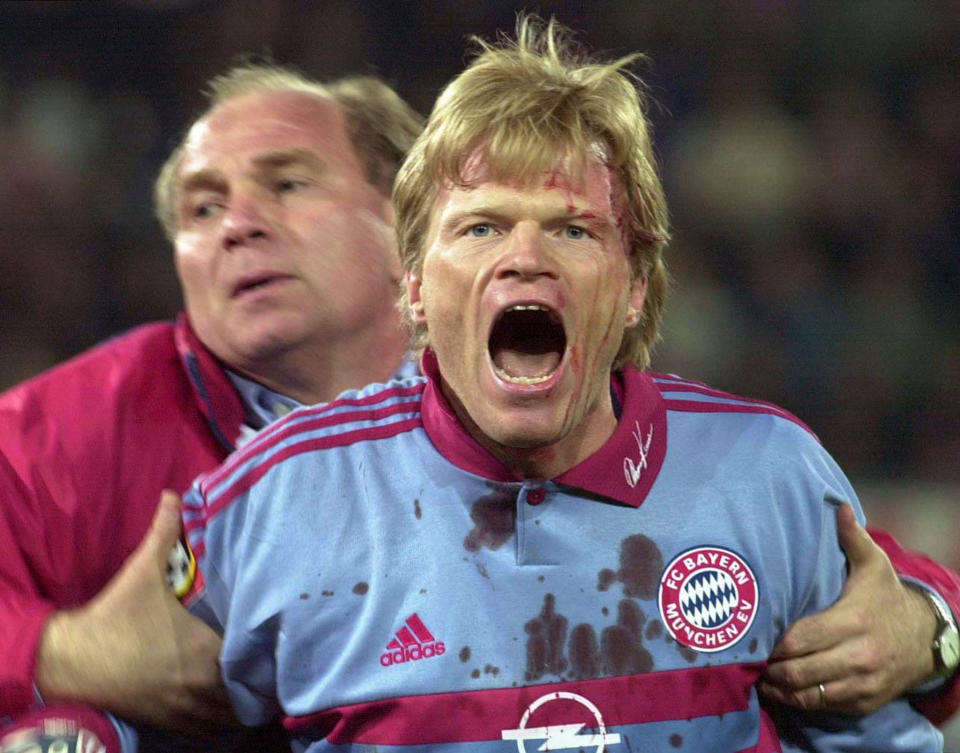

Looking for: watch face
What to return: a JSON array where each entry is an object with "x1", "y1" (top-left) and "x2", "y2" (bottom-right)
[{"x1": 943, "y1": 624, "x2": 960, "y2": 672}]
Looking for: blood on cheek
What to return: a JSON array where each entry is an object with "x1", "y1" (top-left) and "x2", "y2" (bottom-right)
[{"x1": 562, "y1": 270, "x2": 621, "y2": 429}]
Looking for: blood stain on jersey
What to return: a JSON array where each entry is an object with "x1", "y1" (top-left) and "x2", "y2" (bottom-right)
[
  {"x1": 600, "y1": 600, "x2": 653, "y2": 675},
  {"x1": 414, "y1": 498, "x2": 422, "y2": 519},
  {"x1": 645, "y1": 618, "x2": 664, "y2": 640},
  {"x1": 597, "y1": 568, "x2": 615, "y2": 591},
  {"x1": 464, "y1": 483, "x2": 518, "y2": 552},
  {"x1": 459, "y1": 646, "x2": 471, "y2": 662},
  {"x1": 749, "y1": 637, "x2": 759, "y2": 654},
  {"x1": 618, "y1": 534, "x2": 664, "y2": 599},
  {"x1": 664, "y1": 633, "x2": 699, "y2": 663},
  {"x1": 677, "y1": 641, "x2": 698, "y2": 663},
  {"x1": 568, "y1": 623, "x2": 600, "y2": 679},
  {"x1": 595, "y1": 535, "x2": 663, "y2": 599},
  {"x1": 524, "y1": 593, "x2": 569, "y2": 680},
  {"x1": 352, "y1": 581, "x2": 369, "y2": 595},
  {"x1": 484, "y1": 664, "x2": 500, "y2": 676},
  {"x1": 670, "y1": 732, "x2": 684, "y2": 748}
]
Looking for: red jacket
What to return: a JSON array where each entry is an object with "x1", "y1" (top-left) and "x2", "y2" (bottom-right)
[
  {"x1": 873, "y1": 530, "x2": 960, "y2": 726},
  {"x1": 0, "y1": 315, "x2": 957, "y2": 727},
  {"x1": 0, "y1": 315, "x2": 243, "y2": 713}
]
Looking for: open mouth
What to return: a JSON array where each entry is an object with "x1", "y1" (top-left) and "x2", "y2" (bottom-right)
[{"x1": 489, "y1": 304, "x2": 566, "y2": 385}]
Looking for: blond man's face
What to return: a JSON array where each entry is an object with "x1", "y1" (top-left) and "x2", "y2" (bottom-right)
[{"x1": 407, "y1": 152, "x2": 646, "y2": 473}]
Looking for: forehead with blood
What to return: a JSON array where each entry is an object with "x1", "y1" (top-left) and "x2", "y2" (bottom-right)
[
  {"x1": 542, "y1": 162, "x2": 627, "y2": 232},
  {"x1": 458, "y1": 145, "x2": 626, "y2": 227}
]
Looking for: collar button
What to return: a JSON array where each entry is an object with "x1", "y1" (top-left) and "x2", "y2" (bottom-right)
[{"x1": 526, "y1": 487, "x2": 546, "y2": 506}]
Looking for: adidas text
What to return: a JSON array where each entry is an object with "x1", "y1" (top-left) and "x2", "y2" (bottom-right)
[{"x1": 380, "y1": 642, "x2": 446, "y2": 666}]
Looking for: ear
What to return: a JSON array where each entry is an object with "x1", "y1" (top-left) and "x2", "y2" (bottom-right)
[
  {"x1": 405, "y1": 271, "x2": 427, "y2": 325},
  {"x1": 625, "y1": 275, "x2": 648, "y2": 328}
]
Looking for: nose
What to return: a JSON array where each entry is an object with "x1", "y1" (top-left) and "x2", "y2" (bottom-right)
[
  {"x1": 495, "y1": 222, "x2": 558, "y2": 280},
  {"x1": 220, "y1": 191, "x2": 270, "y2": 251}
]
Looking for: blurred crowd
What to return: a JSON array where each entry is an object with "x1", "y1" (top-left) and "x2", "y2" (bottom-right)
[{"x1": 1, "y1": 0, "x2": 957, "y2": 483}]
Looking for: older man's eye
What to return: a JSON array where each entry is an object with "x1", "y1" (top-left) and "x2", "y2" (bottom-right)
[
  {"x1": 564, "y1": 225, "x2": 588, "y2": 240},
  {"x1": 277, "y1": 178, "x2": 305, "y2": 193},
  {"x1": 192, "y1": 201, "x2": 222, "y2": 219},
  {"x1": 469, "y1": 223, "x2": 493, "y2": 237}
]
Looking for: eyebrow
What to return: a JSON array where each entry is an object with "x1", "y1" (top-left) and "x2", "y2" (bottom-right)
[
  {"x1": 178, "y1": 148, "x2": 325, "y2": 195},
  {"x1": 251, "y1": 148, "x2": 324, "y2": 172},
  {"x1": 439, "y1": 206, "x2": 509, "y2": 233},
  {"x1": 439, "y1": 201, "x2": 613, "y2": 235}
]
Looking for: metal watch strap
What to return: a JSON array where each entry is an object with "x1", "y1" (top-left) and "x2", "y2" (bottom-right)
[{"x1": 919, "y1": 587, "x2": 960, "y2": 677}]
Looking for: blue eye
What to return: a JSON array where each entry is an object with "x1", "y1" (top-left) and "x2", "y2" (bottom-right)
[
  {"x1": 469, "y1": 224, "x2": 492, "y2": 237},
  {"x1": 565, "y1": 226, "x2": 587, "y2": 239}
]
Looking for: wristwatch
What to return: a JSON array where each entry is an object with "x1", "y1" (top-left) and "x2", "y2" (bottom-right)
[{"x1": 920, "y1": 588, "x2": 960, "y2": 679}]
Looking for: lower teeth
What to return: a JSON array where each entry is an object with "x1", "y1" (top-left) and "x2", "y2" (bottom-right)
[{"x1": 494, "y1": 367, "x2": 552, "y2": 385}]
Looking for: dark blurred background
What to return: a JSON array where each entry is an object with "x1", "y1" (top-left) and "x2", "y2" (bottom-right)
[{"x1": 0, "y1": 3, "x2": 957, "y2": 736}]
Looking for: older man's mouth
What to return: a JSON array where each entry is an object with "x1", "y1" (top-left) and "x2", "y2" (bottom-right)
[{"x1": 231, "y1": 273, "x2": 294, "y2": 298}]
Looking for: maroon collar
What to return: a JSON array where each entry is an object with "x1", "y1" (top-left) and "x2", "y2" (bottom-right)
[
  {"x1": 174, "y1": 312, "x2": 245, "y2": 452},
  {"x1": 419, "y1": 349, "x2": 666, "y2": 507}
]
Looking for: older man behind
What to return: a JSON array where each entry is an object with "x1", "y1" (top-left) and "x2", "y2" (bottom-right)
[{"x1": 0, "y1": 66, "x2": 421, "y2": 751}]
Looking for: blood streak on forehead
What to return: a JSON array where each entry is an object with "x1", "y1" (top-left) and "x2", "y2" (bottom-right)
[
  {"x1": 542, "y1": 153, "x2": 627, "y2": 232},
  {"x1": 455, "y1": 146, "x2": 624, "y2": 221}
]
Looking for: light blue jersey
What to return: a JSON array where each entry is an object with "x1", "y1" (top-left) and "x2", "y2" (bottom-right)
[{"x1": 181, "y1": 352, "x2": 942, "y2": 752}]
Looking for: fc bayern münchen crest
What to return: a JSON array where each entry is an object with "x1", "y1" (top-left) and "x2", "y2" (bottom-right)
[{"x1": 657, "y1": 546, "x2": 758, "y2": 653}]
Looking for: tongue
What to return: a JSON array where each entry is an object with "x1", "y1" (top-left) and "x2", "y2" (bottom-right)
[{"x1": 492, "y1": 347, "x2": 561, "y2": 379}]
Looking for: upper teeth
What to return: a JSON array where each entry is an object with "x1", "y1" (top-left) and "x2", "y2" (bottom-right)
[{"x1": 507, "y1": 304, "x2": 548, "y2": 312}]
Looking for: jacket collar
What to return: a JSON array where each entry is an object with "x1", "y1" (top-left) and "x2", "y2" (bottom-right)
[
  {"x1": 419, "y1": 349, "x2": 666, "y2": 507},
  {"x1": 174, "y1": 313, "x2": 245, "y2": 452}
]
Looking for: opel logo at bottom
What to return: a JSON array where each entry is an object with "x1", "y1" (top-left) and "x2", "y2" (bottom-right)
[{"x1": 501, "y1": 691, "x2": 622, "y2": 752}]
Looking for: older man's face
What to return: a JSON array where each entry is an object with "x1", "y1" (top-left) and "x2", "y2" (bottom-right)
[
  {"x1": 407, "y1": 152, "x2": 646, "y2": 476},
  {"x1": 172, "y1": 90, "x2": 400, "y2": 373}
]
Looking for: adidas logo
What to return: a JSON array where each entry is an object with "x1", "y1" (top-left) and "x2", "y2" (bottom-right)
[{"x1": 379, "y1": 613, "x2": 446, "y2": 667}]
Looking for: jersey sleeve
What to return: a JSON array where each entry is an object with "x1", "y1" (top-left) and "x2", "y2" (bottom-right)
[
  {"x1": 773, "y1": 440, "x2": 942, "y2": 751},
  {"x1": 181, "y1": 471, "x2": 281, "y2": 727},
  {"x1": 180, "y1": 477, "x2": 228, "y2": 634},
  {"x1": 869, "y1": 526, "x2": 960, "y2": 725},
  {"x1": 0, "y1": 450, "x2": 57, "y2": 714}
]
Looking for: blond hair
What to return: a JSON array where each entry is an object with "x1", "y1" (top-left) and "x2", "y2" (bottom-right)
[
  {"x1": 154, "y1": 63, "x2": 423, "y2": 239},
  {"x1": 394, "y1": 15, "x2": 669, "y2": 369}
]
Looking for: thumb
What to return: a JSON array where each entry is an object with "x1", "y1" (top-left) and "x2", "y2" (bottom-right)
[
  {"x1": 835, "y1": 503, "x2": 873, "y2": 569},
  {"x1": 142, "y1": 489, "x2": 185, "y2": 569}
]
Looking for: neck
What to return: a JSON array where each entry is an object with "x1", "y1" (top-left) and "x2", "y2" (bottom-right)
[
  {"x1": 487, "y1": 419, "x2": 616, "y2": 480},
  {"x1": 238, "y1": 319, "x2": 410, "y2": 405},
  {"x1": 443, "y1": 382, "x2": 618, "y2": 481}
]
